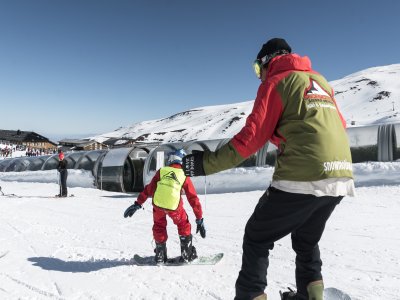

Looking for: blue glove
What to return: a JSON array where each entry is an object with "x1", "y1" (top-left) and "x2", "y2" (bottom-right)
[
  {"x1": 182, "y1": 151, "x2": 205, "y2": 177},
  {"x1": 196, "y1": 218, "x2": 206, "y2": 238},
  {"x1": 124, "y1": 201, "x2": 142, "y2": 218}
]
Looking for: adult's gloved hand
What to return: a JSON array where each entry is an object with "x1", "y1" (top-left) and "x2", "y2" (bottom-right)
[
  {"x1": 196, "y1": 218, "x2": 206, "y2": 238},
  {"x1": 182, "y1": 151, "x2": 205, "y2": 177},
  {"x1": 123, "y1": 201, "x2": 142, "y2": 218}
]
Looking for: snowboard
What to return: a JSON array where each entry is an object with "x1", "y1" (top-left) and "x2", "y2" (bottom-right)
[
  {"x1": 134, "y1": 252, "x2": 223, "y2": 266},
  {"x1": 55, "y1": 194, "x2": 75, "y2": 198},
  {"x1": 0, "y1": 193, "x2": 22, "y2": 198},
  {"x1": 280, "y1": 287, "x2": 351, "y2": 300},
  {"x1": 0, "y1": 186, "x2": 21, "y2": 198},
  {"x1": 324, "y1": 287, "x2": 351, "y2": 300}
]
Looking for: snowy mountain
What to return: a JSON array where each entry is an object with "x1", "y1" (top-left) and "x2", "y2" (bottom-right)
[
  {"x1": 92, "y1": 64, "x2": 400, "y2": 144},
  {"x1": 92, "y1": 101, "x2": 253, "y2": 144},
  {"x1": 331, "y1": 64, "x2": 400, "y2": 126}
]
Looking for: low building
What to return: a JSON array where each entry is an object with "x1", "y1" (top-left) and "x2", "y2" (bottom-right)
[
  {"x1": 0, "y1": 129, "x2": 57, "y2": 150},
  {"x1": 58, "y1": 139, "x2": 107, "y2": 151}
]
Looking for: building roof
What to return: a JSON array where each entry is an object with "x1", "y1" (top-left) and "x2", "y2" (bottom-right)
[
  {"x1": 58, "y1": 139, "x2": 91, "y2": 145},
  {"x1": 0, "y1": 129, "x2": 56, "y2": 145},
  {"x1": 58, "y1": 139, "x2": 104, "y2": 146}
]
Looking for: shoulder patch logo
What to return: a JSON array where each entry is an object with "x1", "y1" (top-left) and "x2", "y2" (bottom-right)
[
  {"x1": 304, "y1": 79, "x2": 337, "y2": 110},
  {"x1": 306, "y1": 80, "x2": 330, "y2": 97}
]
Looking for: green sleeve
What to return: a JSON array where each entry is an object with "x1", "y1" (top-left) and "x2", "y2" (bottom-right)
[{"x1": 203, "y1": 141, "x2": 246, "y2": 175}]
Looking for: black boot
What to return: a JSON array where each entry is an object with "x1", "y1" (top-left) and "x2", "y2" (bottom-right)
[
  {"x1": 154, "y1": 242, "x2": 167, "y2": 263},
  {"x1": 179, "y1": 235, "x2": 198, "y2": 262},
  {"x1": 280, "y1": 288, "x2": 307, "y2": 300}
]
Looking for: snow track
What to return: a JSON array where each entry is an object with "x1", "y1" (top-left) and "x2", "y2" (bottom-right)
[{"x1": 0, "y1": 179, "x2": 399, "y2": 299}]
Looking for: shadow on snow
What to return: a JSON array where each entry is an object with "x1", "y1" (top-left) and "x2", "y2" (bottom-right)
[{"x1": 27, "y1": 256, "x2": 138, "y2": 273}]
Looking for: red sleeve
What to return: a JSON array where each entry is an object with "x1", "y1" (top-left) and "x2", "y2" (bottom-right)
[
  {"x1": 331, "y1": 87, "x2": 347, "y2": 129},
  {"x1": 336, "y1": 107, "x2": 347, "y2": 129},
  {"x1": 231, "y1": 82, "x2": 283, "y2": 158},
  {"x1": 183, "y1": 177, "x2": 202, "y2": 220},
  {"x1": 136, "y1": 171, "x2": 160, "y2": 206}
]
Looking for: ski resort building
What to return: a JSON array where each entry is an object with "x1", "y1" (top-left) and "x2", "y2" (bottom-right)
[
  {"x1": 0, "y1": 129, "x2": 57, "y2": 150},
  {"x1": 0, "y1": 123, "x2": 399, "y2": 193}
]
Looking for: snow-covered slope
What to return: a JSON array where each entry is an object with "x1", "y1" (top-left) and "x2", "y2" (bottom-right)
[
  {"x1": 93, "y1": 101, "x2": 253, "y2": 144},
  {"x1": 1, "y1": 163, "x2": 400, "y2": 299},
  {"x1": 92, "y1": 64, "x2": 400, "y2": 144},
  {"x1": 331, "y1": 64, "x2": 400, "y2": 126}
]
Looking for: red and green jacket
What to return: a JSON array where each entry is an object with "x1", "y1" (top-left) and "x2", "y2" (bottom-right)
[{"x1": 203, "y1": 53, "x2": 353, "y2": 181}]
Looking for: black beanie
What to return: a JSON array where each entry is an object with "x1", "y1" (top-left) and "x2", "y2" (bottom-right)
[{"x1": 257, "y1": 38, "x2": 292, "y2": 60}]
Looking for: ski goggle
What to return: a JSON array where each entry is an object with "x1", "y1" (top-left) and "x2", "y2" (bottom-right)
[
  {"x1": 252, "y1": 54, "x2": 270, "y2": 79},
  {"x1": 253, "y1": 50, "x2": 290, "y2": 78}
]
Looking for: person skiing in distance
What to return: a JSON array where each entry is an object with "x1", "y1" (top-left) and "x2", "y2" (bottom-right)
[
  {"x1": 124, "y1": 149, "x2": 205, "y2": 263},
  {"x1": 57, "y1": 151, "x2": 68, "y2": 197},
  {"x1": 182, "y1": 38, "x2": 355, "y2": 300}
]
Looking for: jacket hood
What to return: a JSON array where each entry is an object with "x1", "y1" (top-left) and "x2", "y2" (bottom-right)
[{"x1": 267, "y1": 53, "x2": 312, "y2": 78}]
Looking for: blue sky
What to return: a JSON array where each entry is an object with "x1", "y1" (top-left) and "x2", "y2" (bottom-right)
[{"x1": 1, "y1": 0, "x2": 399, "y2": 140}]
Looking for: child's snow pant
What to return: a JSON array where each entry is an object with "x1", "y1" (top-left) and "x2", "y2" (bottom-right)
[{"x1": 152, "y1": 205, "x2": 191, "y2": 243}]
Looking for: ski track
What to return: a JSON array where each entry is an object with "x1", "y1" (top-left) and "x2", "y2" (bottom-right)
[
  {"x1": 0, "y1": 273, "x2": 65, "y2": 300},
  {"x1": 127, "y1": 264, "x2": 226, "y2": 299},
  {"x1": 5, "y1": 221, "x2": 64, "y2": 298},
  {"x1": 166, "y1": 265, "x2": 225, "y2": 299},
  {"x1": 0, "y1": 251, "x2": 9, "y2": 260},
  {"x1": 1, "y1": 181, "x2": 399, "y2": 299},
  {"x1": 6, "y1": 221, "x2": 41, "y2": 256}
]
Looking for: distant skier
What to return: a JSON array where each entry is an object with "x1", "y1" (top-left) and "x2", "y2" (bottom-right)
[
  {"x1": 124, "y1": 149, "x2": 205, "y2": 263},
  {"x1": 182, "y1": 38, "x2": 355, "y2": 300},
  {"x1": 57, "y1": 151, "x2": 68, "y2": 197}
]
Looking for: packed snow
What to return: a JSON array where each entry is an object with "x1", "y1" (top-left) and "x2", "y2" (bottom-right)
[
  {"x1": 1, "y1": 162, "x2": 400, "y2": 299},
  {"x1": 1, "y1": 64, "x2": 400, "y2": 299}
]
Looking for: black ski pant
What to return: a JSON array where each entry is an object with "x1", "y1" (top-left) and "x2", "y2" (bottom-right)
[
  {"x1": 59, "y1": 170, "x2": 68, "y2": 196},
  {"x1": 234, "y1": 186, "x2": 342, "y2": 300}
]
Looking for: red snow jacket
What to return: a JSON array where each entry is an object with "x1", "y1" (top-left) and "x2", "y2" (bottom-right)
[
  {"x1": 136, "y1": 164, "x2": 203, "y2": 219},
  {"x1": 203, "y1": 53, "x2": 353, "y2": 181}
]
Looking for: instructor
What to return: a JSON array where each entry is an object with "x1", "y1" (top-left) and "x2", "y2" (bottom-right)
[{"x1": 182, "y1": 38, "x2": 355, "y2": 300}]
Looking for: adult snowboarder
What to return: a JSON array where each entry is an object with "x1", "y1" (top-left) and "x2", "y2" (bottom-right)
[
  {"x1": 124, "y1": 149, "x2": 206, "y2": 263},
  {"x1": 182, "y1": 38, "x2": 355, "y2": 300},
  {"x1": 57, "y1": 151, "x2": 68, "y2": 197}
]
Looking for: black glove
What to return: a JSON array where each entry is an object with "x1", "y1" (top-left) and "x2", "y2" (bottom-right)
[
  {"x1": 124, "y1": 201, "x2": 142, "y2": 218},
  {"x1": 182, "y1": 151, "x2": 205, "y2": 177},
  {"x1": 196, "y1": 218, "x2": 206, "y2": 238}
]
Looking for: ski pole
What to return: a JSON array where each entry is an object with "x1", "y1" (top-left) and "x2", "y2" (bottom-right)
[
  {"x1": 57, "y1": 169, "x2": 61, "y2": 196},
  {"x1": 204, "y1": 175, "x2": 207, "y2": 211}
]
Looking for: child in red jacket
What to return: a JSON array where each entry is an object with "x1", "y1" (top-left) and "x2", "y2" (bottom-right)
[{"x1": 124, "y1": 149, "x2": 206, "y2": 263}]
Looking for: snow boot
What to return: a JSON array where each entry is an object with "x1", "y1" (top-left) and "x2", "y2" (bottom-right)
[
  {"x1": 280, "y1": 288, "x2": 306, "y2": 300},
  {"x1": 154, "y1": 242, "x2": 167, "y2": 263},
  {"x1": 307, "y1": 281, "x2": 324, "y2": 300},
  {"x1": 179, "y1": 234, "x2": 197, "y2": 262}
]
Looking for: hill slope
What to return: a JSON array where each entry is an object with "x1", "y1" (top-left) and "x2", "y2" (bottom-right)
[{"x1": 93, "y1": 64, "x2": 400, "y2": 144}]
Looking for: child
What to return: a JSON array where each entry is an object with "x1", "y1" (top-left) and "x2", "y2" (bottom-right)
[{"x1": 124, "y1": 149, "x2": 206, "y2": 263}]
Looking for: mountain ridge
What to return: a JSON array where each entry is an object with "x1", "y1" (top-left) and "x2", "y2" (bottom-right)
[{"x1": 92, "y1": 64, "x2": 400, "y2": 144}]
